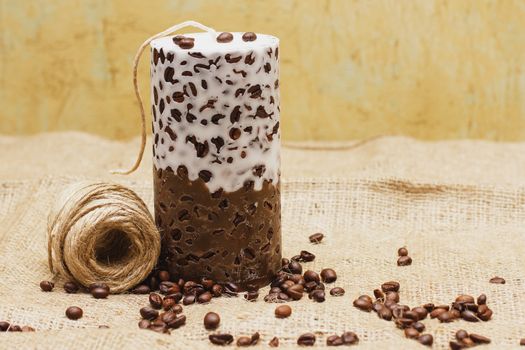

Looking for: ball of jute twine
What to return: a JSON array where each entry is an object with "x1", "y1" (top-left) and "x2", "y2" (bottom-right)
[{"x1": 47, "y1": 182, "x2": 160, "y2": 293}]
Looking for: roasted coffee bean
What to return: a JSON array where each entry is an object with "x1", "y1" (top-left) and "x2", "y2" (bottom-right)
[
  {"x1": 386, "y1": 291, "x2": 399, "y2": 303},
  {"x1": 341, "y1": 331, "x2": 359, "y2": 345},
  {"x1": 178, "y1": 38, "x2": 194, "y2": 49},
  {"x1": 281, "y1": 258, "x2": 290, "y2": 267},
  {"x1": 242, "y1": 32, "x2": 257, "y2": 42},
  {"x1": 455, "y1": 294, "x2": 475, "y2": 304},
  {"x1": 381, "y1": 281, "x2": 400, "y2": 292},
  {"x1": 404, "y1": 327, "x2": 420, "y2": 339},
  {"x1": 149, "y1": 293, "x2": 163, "y2": 309},
  {"x1": 310, "y1": 289, "x2": 326, "y2": 302},
  {"x1": 216, "y1": 32, "x2": 233, "y2": 43},
  {"x1": 299, "y1": 250, "x2": 316, "y2": 262},
  {"x1": 140, "y1": 306, "x2": 159, "y2": 320},
  {"x1": 65, "y1": 306, "x2": 83, "y2": 320},
  {"x1": 449, "y1": 341, "x2": 464, "y2": 350},
  {"x1": 373, "y1": 302, "x2": 384, "y2": 313},
  {"x1": 138, "y1": 319, "x2": 150, "y2": 329},
  {"x1": 40, "y1": 280, "x2": 54, "y2": 292},
  {"x1": 237, "y1": 336, "x2": 252, "y2": 347},
  {"x1": 450, "y1": 308, "x2": 461, "y2": 319},
  {"x1": 132, "y1": 284, "x2": 150, "y2": 294},
  {"x1": 422, "y1": 303, "x2": 435, "y2": 312},
  {"x1": 280, "y1": 280, "x2": 294, "y2": 291},
  {"x1": 377, "y1": 306, "x2": 393, "y2": 321},
  {"x1": 88, "y1": 282, "x2": 109, "y2": 293},
  {"x1": 418, "y1": 334, "x2": 433, "y2": 346},
  {"x1": 455, "y1": 329, "x2": 469, "y2": 341},
  {"x1": 275, "y1": 305, "x2": 292, "y2": 318},
  {"x1": 397, "y1": 256, "x2": 412, "y2": 266},
  {"x1": 200, "y1": 277, "x2": 214, "y2": 290},
  {"x1": 412, "y1": 321, "x2": 425, "y2": 332},
  {"x1": 269, "y1": 336, "x2": 279, "y2": 347},
  {"x1": 166, "y1": 314, "x2": 186, "y2": 329},
  {"x1": 287, "y1": 261, "x2": 303, "y2": 274},
  {"x1": 204, "y1": 312, "x2": 220, "y2": 330},
  {"x1": 286, "y1": 284, "x2": 304, "y2": 300},
  {"x1": 278, "y1": 292, "x2": 290, "y2": 301},
  {"x1": 270, "y1": 287, "x2": 282, "y2": 294},
  {"x1": 172, "y1": 304, "x2": 183, "y2": 314},
  {"x1": 289, "y1": 274, "x2": 304, "y2": 285},
  {"x1": 373, "y1": 288, "x2": 384, "y2": 300},
  {"x1": 91, "y1": 287, "x2": 109, "y2": 299},
  {"x1": 165, "y1": 291, "x2": 183, "y2": 303},
  {"x1": 161, "y1": 311, "x2": 177, "y2": 324},
  {"x1": 224, "y1": 282, "x2": 242, "y2": 295},
  {"x1": 430, "y1": 308, "x2": 447, "y2": 319},
  {"x1": 209, "y1": 333, "x2": 234, "y2": 345},
  {"x1": 412, "y1": 307, "x2": 428, "y2": 320},
  {"x1": 63, "y1": 281, "x2": 79, "y2": 294},
  {"x1": 326, "y1": 335, "x2": 343, "y2": 346},
  {"x1": 198, "y1": 291, "x2": 213, "y2": 304},
  {"x1": 183, "y1": 281, "x2": 203, "y2": 295},
  {"x1": 398, "y1": 247, "x2": 408, "y2": 256},
  {"x1": 9, "y1": 325, "x2": 21, "y2": 332},
  {"x1": 461, "y1": 310, "x2": 479, "y2": 322},
  {"x1": 297, "y1": 333, "x2": 316, "y2": 346},
  {"x1": 148, "y1": 276, "x2": 159, "y2": 291},
  {"x1": 464, "y1": 303, "x2": 478, "y2": 312},
  {"x1": 330, "y1": 287, "x2": 345, "y2": 296},
  {"x1": 392, "y1": 305, "x2": 405, "y2": 319},
  {"x1": 162, "y1": 297, "x2": 176, "y2": 311},
  {"x1": 320, "y1": 268, "x2": 337, "y2": 283},
  {"x1": 244, "y1": 291, "x2": 259, "y2": 301},
  {"x1": 309, "y1": 232, "x2": 324, "y2": 244},
  {"x1": 0, "y1": 321, "x2": 10, "y2": 332},
  {"x1": 395, "y1": 318, "x2": 414, "y2": 329},
  {"x1": 210, "y1": 284, "x2": 223, "y2": 297},
  {"x1": 403, "y1": 310, "x2": 419, "y2": 321},
  {"x1": 303, "y1": 281, "x2": 318, "y2": 293},
  {"x1": 438, "y1": 311, "x2": 453, "y2": 323},
  {"x1": 489, "y1": 276, "x2": 505, "y2": 284},
  {"x1": 353, "y1": 297, "x2": 373, "y2": 312},
  {"x1": 183, "y1": 295, "x2": 196, "y2": 305},
  {"x1": 477, "y1": 293, "x2": 487, "y2": 305},
  {"x1": 478, "y1": 308, "x2": 493, "y2": 321},
  {"x1": 303, "y1": 270, "x2": 320, "y2": 283},
  {"x1": 520, "y1": 338, "x2": 525, "y2": 346},
  {"x1": 315, "y1": 282, "x2": 325, "y2": 291},
  {"x1": 158, "y1": 270, "x2": 170, "y2": 282},
  {"x1": 470, "y1": 333, "x2": 491, "y2": 344}
]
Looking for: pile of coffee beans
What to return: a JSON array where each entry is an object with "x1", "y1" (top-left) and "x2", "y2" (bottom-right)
[
  {"x1": 397, "y1": 247, "x2": 412, "y2": 266},
  {"x1": 0, "y1": 321, "x2": 35, "y2": 332},
  {"x1": 449, "y1": 329, "x2": 491, "y2": 349}
]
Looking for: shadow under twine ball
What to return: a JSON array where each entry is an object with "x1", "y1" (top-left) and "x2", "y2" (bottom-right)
[{"x1": 47, "y1": 182, "x2": 160, "y2": 293}]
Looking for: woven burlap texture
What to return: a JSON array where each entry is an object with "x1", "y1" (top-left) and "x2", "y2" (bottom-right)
[{"x1": 1, "y1": 132, "x2": 525, "y2": 349}]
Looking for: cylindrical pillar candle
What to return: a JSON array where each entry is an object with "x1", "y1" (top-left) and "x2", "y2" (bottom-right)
[{"x1": 150, "y1": 31, "x2": 281, "y2": 288}]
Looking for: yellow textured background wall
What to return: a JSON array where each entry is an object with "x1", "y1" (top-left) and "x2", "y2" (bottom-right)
[{"x1": 0, "y1": 0, "x2": 524, "y2": 141}]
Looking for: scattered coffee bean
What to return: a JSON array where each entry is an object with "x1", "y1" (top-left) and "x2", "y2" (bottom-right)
[
  {"x1": 303, "y1": 270, "x2": 320, "y2": 283},
  {"x1": 422, "y1": 303, "x2": 435, "y2": 312},
  {"x1": 353, "y1": 296, "x2": 373, "y2": 312},
  {"x1": 9, "y1": 325, "x2": 21, "y2": 332},
  {"x1": 309, "y1": 232, "x2": 324, "y2": 244},
  {"x1": 65, "y1": 306, "x2": 83, "y2": 320},
  {"x1": 91, "y1": 287, "x2": 109, "y2": 299},
  {"x1": 0, "y1": 321, "x2": 10, "y2": 332},
  {"x1": 212, "y1": 284, "x2": 223, "y2": 297},
  {"x1": 242, "y1": 32, "x2": 257, "y2": 42},
  {"x1": 204, "y1": 312, "x2": 220, "y2": 330},
  {"x1": 377, "y1": 305, "x2": 393, "y2": 321},
  {"x1": 461, "y1": 310, "x2": 479, "y2": 322},
  {"x1": 287, "y1": 284, "x2": 304, "y2": 300},
  {"x1": 297, "y1": 333, "x2": 316, "y2": 346},
  {"x1": 398, "y1": 247, "x2": 408, "y2": 256},
  {"x1": 298, "y1": 250, "x2": 316, "y2": 262},
  {"x1": 88, "y1": 282, "x2": 109, "y2": 293},
  {"x1": 149, "y1": 293, "x2": 163, "y2": 309},
  {"x1": 310, "y1": 289, "x2": 326, "y2": 302},
  {"x1": 386, "y1": 291, "x2": 400, "y2": 303},
  {"x1": 341, "y1": 331, "x2": 359, "y2": 345},
  {"x1": 330, "y1": 287, "x2": 345, "y2": 296},
  {"x1": 132, "y1": 284, "x2": 150, "y2": 294},
  {"x1": 412, "y1": 307, "x2": 428, "y2": 320},
  {"x1": 198, "y1": 291, "x2": 212, "y2": 304},
  {"x1": 438, "y1": 311, "x2": 454, "y2": 323},
  {"x1": 418, "y1": 334, "x2": 433, "y2": 346},
  {"x1": 455, "y1": 294, "x2": 475, "y2": 304},
  {"x1": 40, "y1": 280, "x2": 54, "y2": 292},
  {"x1": 326, "y1": 335, "x2": 343, "y2": 346},
  {"x1": 244, "y1": 291, "x2": 259, "y2": 301},
  {"x1": 373, "y1": 289, "x2": 384, "y2": 300},
  {"x1": 209, "y1": 333, "x2": 234, "y2": 345},
  {"x1": 404, "y1": 327, "x2": 420, "y2": 339},
  {"x1": 381, "y1": 281, "x2": 400, "y2": 292},
  {"x1": 63, "y1": 281, "x2": 79, "y2": 294},
  {"x1": 162, "y1": 297, "x2": 176, "y2": 311},
  {"x1": 430, "y1": 308, "x2": 447, "y2": 319},
  {"x1": 470, "y1": 333, "x2": 491, "y2": 344},
  {"x1": 166, "y1": 314, "x2": 186, "y2": 329},
  {"x1": 412, "y1": 322, "x2": 425, "y2": 332},
  {"x1": 287, "y1": 261, "x2": 303, "y2": 274},
  {"x1": 477, "y1": 293, "x2": 487, "y2": 305},
  {"x1": 237, "y1": 336, "x2": 252, "y2": 347},
  {"x1": 183, "y1": 295, "x2": 196, "y2": 305},
  {"x1": 397, "y1": 256, "x2": 412, "y2": 266},
  {"x1": 275, "y1": 305, "x2": 292, "y2": 318},
  {"x1": 489, "y1": 276, "x2": 505, "y2": 284},
  {"x1": 138, "y1": 319, "x2": 150, "y2": 329},
  {"x1": 395, "y1": 318, "x2": 415, "y2": 329},
  {"x1": 140, "y1": 307, "x2": 159, "y2": 320},
  {"x1": 320, "y1": 268, "x2": 337, "y2": 283},
  {"x1": 269, "y1": 336, "x2": 279, "y2": 347},
  {"x1": 455, "y1": 329, "x2": 469, "y2": 341}
]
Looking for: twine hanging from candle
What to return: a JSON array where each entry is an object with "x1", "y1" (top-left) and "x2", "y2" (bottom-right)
[{"x1": 47, "y1": 181, "x2": 160, "y2": 293}]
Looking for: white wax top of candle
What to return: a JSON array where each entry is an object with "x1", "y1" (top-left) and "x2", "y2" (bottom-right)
[{"x1": 151, "y1": 32, "x2": 279, "y2": 53}]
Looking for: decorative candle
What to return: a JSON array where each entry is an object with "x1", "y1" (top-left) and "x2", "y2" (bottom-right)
[{"x1": 150, "y1": 31, "x2": 281, "y2": 288}]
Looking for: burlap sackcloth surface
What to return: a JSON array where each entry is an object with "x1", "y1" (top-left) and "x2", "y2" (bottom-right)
[{"x1": 1, "y1": 132, "x2": 525, "y2": 349}]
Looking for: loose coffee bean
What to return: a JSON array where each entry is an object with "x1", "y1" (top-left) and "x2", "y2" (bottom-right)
[
  {"x1": 373, "y1": 302, "x2": 384, "y2": 313},
  {"x1": 211, "y1": 284, "x2": 223, "y2": 297},
  {"x1": 489, "y1": 276, "x2": 506, "y2": 284},
  {"x1": 9, "y1": 325, "x2": 21, "y2": 332},
  {"x1": 140, "y1": 307, "x2": 159, "y2": 320},
  {"x1": 461, "y1": 310, "x2": 479, "y2": 322},
  {"x1": 275, "y1": 305, "x2": 292, "y2": 318},
  {"x1": 455, "y1": 294, "x2": 475, "y2": 304},
  {"x1": 386, "y1": 291, "x2": 399, "y2": 303},
  {"x1": 297, "y1": 333, "x2": 316, "y2": 346},
  {"x1": 63, "y1": 281, "x2": 79, "y2": 294},
  {"x1": 438, "y1": 311, "x2": 453, "y2": 323},
  {"x1": 377, "y1": 306, "x2": 393, "y2": 321},
  {"x1": 269, "y1": 336, "x2": 279, "y2": 347},
  {"x1": 464, "y1": 303, "x2": 478, "y2": 312},
  {"x1": 0, "y1": 321, "x2": 10, "y2": 331},
  {"x1": 412, "y1": 307, "x2": 428, "y2": 320},
  {"x1": 65, "y1": 306, "x2": 83, "y2": 320},
  {"x1": 455, "y1": 329, "x2": 469, "y2": 341},
  {"x1": 209, "y1": 333, "x2": 234, "y2": 345},
  {"x1": 280, "y1": 280, "x2": 294, "y2": 291},
  {"x1": 224, "y1": 282, "x2": 242, "y2": 295},
  {"x1": 310, "y1": 290, "x2": 326, "y2": 303},
  {"x1": 398, "y1": 247, "x2": 408, "y2": 256},
  {"x1": 450, "y1": 308, "x2": 461, "y2": 319},
  {"x1": 395, "y1": 318, "x2": 414, "y2": 329},
  {"x1": 138, "y1": 319, "x2": 150, "y2": 329},
  {"x1": 172, "y1": 304, "x2": 183, "y2": 314},
  {"x1": 161, "y1": 311, "x2": 177, "y2": 325},
  {"x1": 287, "y1": 261, "x2": 303, "y2": 274},
  {"x1": 326, "y1": 335, "x2": 343, "y2": 346},
  {"x1": 381, "y1": 281, "x2": 400, "y2": 292},
  {"x1": 91, "y1": 287, "x2": 109, "y2": 299},
  {"x1": 373, "y1": 289, "x2": 384, "y2": 300},
  {"x1": 216, "y1": 32, "x2": 233, "y2": 43},
  {"x1": 422, "y1": 303, "x2": 435, "y2": 312},
  {"x1": 430, "y1": 308, "x2": 446, "y2": 319},
  {"x1": 242, "y1": 32, "x2": 257, "y2": 42},
  {"x1": 303, "y1": 270, "x2": 320, "y2": 283},
  {"x1": 412, "y1": 321, "x2": 425, "y2": 332},
  {"x1": 183, "y1": 295, "x2": 196, "y2": 305},
  {"x1": 353, "y1": 297, "x2": 373, "y2": 312},
  {"x1": 417, "y1": 334, "x2": 433, "y2": 346},
  {"x1": 250, "y1": 332, "x2": 260, "y2": 345},
  {"x1": 278, "y1": 292, "x2": 290, "y2": 301},
  {"x1": 397, "y1": 256, "x2": 412, "y2": 266},
  {"x1": 299, "y1": 250, "x2": 316, "y2": 262},
  {"x1": 204, "y1": 312, "x2": 220, "y2": 330},
  {"x1": 449, "y1": 341, "x2": 463, "y2": 350},
  {"x1": 149, "y1": 293, "x2": 163, "y2": 309},
  {"x1": 404, "y1": 327, "x2": 419, "y2": 339},
  {"x1": 132, "y1": 284, "x2": 150, "y2": 294},
  {"x1": 309, "y1": 232, "x2": 324, "y2": 244},
  {"x1": 470, "y1": 333, "x2": 491, "y2": 344},
  {"x1": 320, "y1": 268, "x2": 337, "y2": 283},
  {"x1": 198, "y1": 291, "x2": 213, "y2": 304},
  {"x1": 477, "y1": 293, "x2": 487, "y2": 305},
  {"x1": 237, "y1": 336, "x2": 252, "y2": 347},
  {"x1": 162, "y1": 297, "x2": 176, "y2": 311},
  {"x1": 286, "y1": 284, "x2": 304, "y2": 300},
  {"x1": 330, "y1": 287, "x2": 345, "y2": 296},
  {"x1": 88, "y1": 282, "x2": 109, "y2": 293},
  {"x1": 403, "y1": 311, "x2": 419, "y2": 321},
  {"x1": 341, "y1": 331, "x2": 359, "y2": 345},
  {"x1": 40, "y1": 280, "x2": 54, "y2": 292},
  {"x1": 166, "y1": 314, "x2": 186, "y2": 329}
]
